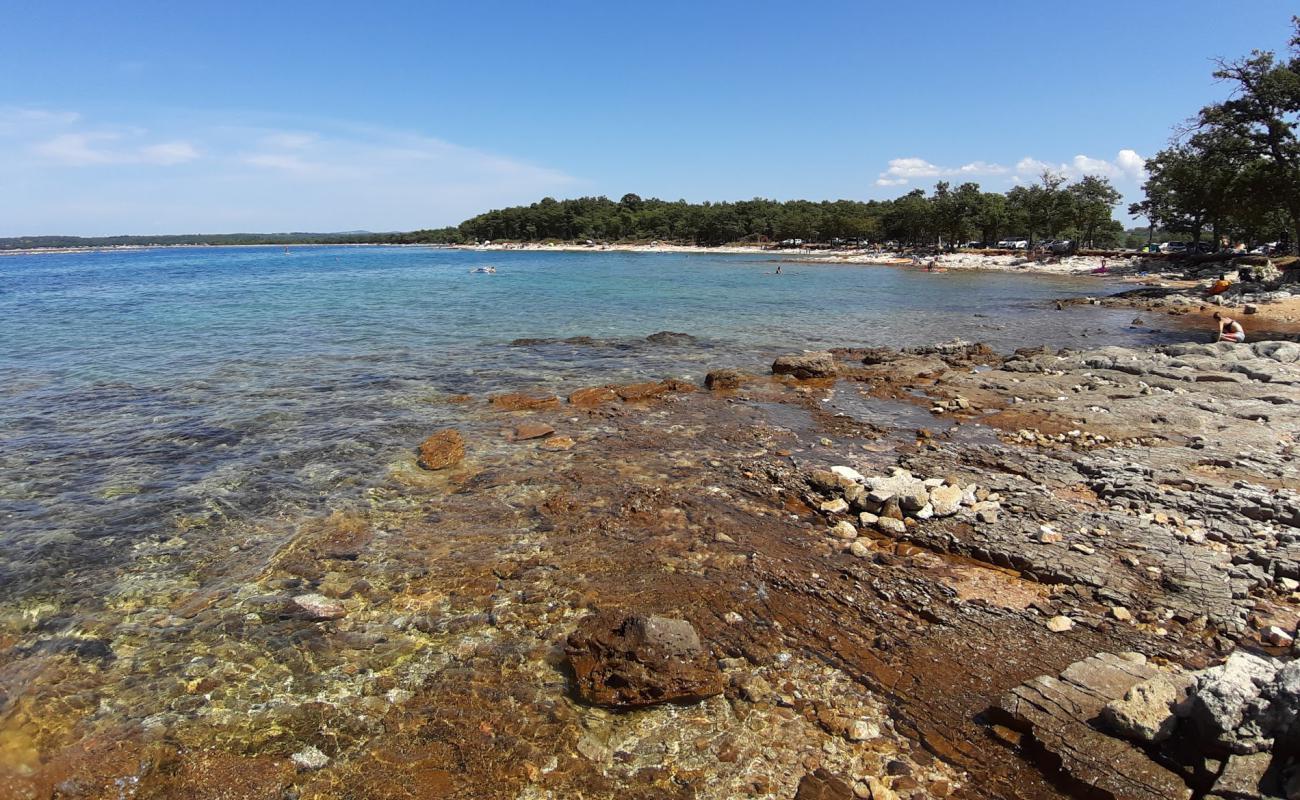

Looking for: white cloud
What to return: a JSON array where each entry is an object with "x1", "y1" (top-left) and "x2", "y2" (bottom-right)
[
  {"x1": 876, "y1": 157, "x2": 1008, "y2": 186},
  {"x1": 33, "y1": 132, "x2": 200, "y2": 167},
  {"x1": 1015, "y1": 149, "x2": 1146, "y2": 182},
  {"x1": 0, "y1": 107, "x2": 81, "y2": 136}
]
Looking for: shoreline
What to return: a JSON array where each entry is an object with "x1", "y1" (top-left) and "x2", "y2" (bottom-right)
[{"x1": 5, "y1": 334, "x2": 1299, "y2": 797}]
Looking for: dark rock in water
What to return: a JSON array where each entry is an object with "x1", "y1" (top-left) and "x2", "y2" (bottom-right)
[
  {"x1": 513, "y1": 423, "x2": 555, "y2": 441},
  {"x1": 704, "y1": 369, "x2": 750, "y2": 390},
  {"x1": 794, "y1": 769, "x2": 855, "y2": 800},
  {"x1": 417, "y1": 429, "x2": 465, "y2": 470},
  {"x1": 645, "y1": 331, "x2": 696, "y2": 345},
  {"x1": 567, "y1": 386, "x2": 617, "y2": 408},
  {"x1": 565, "y1": 611, "x2": 723, "y2": 708},
  {"x1": 860, "y1": 347, "x2": 898, "y2": 366},
  {"x1": 488, "y1": 392, "x2": 561, "y2": 411},
  {"x1": 615, "y1": 379, "x2": 695, "y2": 402},
  {"x1": 772, "y1": 352, "x2": 837, "y2": 379}
]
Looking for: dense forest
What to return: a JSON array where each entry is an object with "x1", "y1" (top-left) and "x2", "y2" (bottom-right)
[{"x1": 431, "y1": 176, "x2": 1128, "y2": 249}]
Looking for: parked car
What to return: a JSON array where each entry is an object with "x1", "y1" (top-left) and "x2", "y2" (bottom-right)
[{"x1": 1159, "y1": 242, "x2": 1188, "y2": 254}]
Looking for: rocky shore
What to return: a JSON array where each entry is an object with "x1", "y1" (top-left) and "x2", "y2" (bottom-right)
[{"x1": 4, "y1": 335, "x2": 1300, "y2": 799}]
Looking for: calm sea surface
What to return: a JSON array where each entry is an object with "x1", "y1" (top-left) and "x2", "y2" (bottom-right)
[{"x1": 0, "y1": 245, "x2": 1186, "y2": 604}]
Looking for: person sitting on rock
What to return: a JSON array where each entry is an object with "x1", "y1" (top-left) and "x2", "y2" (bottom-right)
[{"x1": 1214, "y1": 311, "x2": 1245, "y2": 343}]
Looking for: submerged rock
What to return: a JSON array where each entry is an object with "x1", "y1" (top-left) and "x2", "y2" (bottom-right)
[
  {"x1": 795, "y1": 769, "x2": 855, "y2": 800},
  {"x1": 488, "y1": 392, "x2": 560, "y2": 411},
  {"x1": 772, "y1": 352, "x2": 837, "y2": 379},
  {"x1": 417, "y1": 428, "x2": 465, "y2": 470},
  {"x1": 565, "y1": 611, "x2": 723, "y2": 708},
  {"x1": 567, "y1": 386, "x2": 617, "y2": 408},
  {"x1": 290, "y1": 593, "x2": 346, "y2": 621},
  {"x1": 704, "y1": 369, "x2": 750, "y2": 390},
  {"x1": 513, "y1": 423, "x2": 555, "y2": 441}
]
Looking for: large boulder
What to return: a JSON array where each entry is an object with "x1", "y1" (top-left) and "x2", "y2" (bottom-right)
[
  {"x1": 772, "y1": 352, "x2": 837, "y2": 379},
  {"x1": 417, "y1": 429, "x2": 465, "y2": 470},
  {"x1": 704, "y1": 369, "x2": 750, "y2": 390},
  {"x1": 565, "y1": 611, "x2": 722, "y2": 708},
  {"x1": 1188, "y1": 651, "x2": 1280, "y2": 754},
  {"x1": 1101, "y1": 673, "x2": 1196, "y2": 743}
]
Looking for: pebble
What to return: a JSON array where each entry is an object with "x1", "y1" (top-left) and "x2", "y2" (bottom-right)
[
  {"x1": 1110, "y1": 606, "x2": 1132, "y2": 622},
  {"x1": 850, "y1": 540, "x2": 873, "y2": 558},
  {"x1": 876, "y1": 518, "x2": 906, "y2": 535},
  {"x1": 820, "y1": 498, "x2": 850, "y2": 515},
  {"x1": 724, "y1": 611, "x2": 744, "y2": 624},
  {"x1": 291, "y1": 593, "x2": 347, "y2": 621}
]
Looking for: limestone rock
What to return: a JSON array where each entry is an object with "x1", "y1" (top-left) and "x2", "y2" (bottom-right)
[
  {"x1": 539, "y1": 435, "x2": 575, "y2": 451},
  {"x1": 928, "y1": 484, "x2": 964, "y2": 517},
  {"x1": 773, "y1": 352, "x2": 837, "y2": 379},
  {"x1": 1189, "y1": 651, "x2": 1280, "y2": 755},
  {"x1": 417, "y1": 428, "x2": 465, "y2": 470},
  {"x1": 565, "y1": 612, "x2": 723, "y2": 708},
  {"x1": 489, "y1": 392, "x2": 560, "y2": 411},
  {"x1": 1101, "y1": 674, "x2": 1195, "y2": 743},
  {"x1": 830, "y1": 521, "x2": 858, "y2": 539}
]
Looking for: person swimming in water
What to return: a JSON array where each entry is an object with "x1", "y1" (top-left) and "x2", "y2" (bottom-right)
[
  {"x1": 1213, "y1": 311, "x2": 1245, "y2": 343},
  {"x1": 775, "y1": 264, "x2": 782, "y2": 275}
]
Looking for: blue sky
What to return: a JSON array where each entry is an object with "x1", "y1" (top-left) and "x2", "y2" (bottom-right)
[{"x1": 2, "y1": 0, "x2": 1295, "y2": 236}]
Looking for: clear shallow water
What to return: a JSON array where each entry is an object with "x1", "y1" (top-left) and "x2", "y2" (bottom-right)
[{"x1": 0, "y1": 245, "x2": 1182, "y2": 603}]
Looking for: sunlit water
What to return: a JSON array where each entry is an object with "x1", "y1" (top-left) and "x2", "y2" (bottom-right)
[{"x1": 0, "y1": 245, "x2": 1183, "y2": 606}]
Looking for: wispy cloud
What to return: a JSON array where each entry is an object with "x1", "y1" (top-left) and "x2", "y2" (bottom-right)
[
  {"x1": 1016, "y1": 150, "x2": 1146, "y2": 182},
  {"x1": 0, "y1": 107, "x2": 581, "y2": 235}
]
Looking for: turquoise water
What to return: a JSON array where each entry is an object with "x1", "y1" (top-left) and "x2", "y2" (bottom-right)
[{"x1": 0, "y1": 245, "x2": 1180, "y2": 603}]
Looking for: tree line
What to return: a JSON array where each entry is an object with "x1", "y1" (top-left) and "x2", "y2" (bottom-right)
[
  {"x1": 432, "y1": 176, "x2": 1126, "y2": 249},
  {"x1": 1133, "y1": 17, "x2": 1300, "y2": 252}
]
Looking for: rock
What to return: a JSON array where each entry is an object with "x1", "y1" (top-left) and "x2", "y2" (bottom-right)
[
  {"x1": 290, "y1": 745, "x2": 329, "y2": 771},
  {"x1": 820, "y1": 498, "x2": 850, "y2": 515},
  {"x1": 772, "y1": 352, "x2": 837, "y2": 379},
  {"x1": 928, "y1": 484, "x2": 963, "y2": 517},
  {"x1": 795, "y1": 769, "x2": 855, "y2": 800},
  {"x1": 830, "y1": 521, "x2": 858, "y2": 539},
  {"x1": 290, "y1": 593, "x2": 346, "y2": 621},
  {"x1": 417, "y1": 429, "x2": 465, "y2": 470},
  {"x1": 539, "y1": 435, "x2": 575, "y2": 451},
  {"x1": 704, "y1": 369, "x2": 750, "y2": 390},
  {"x1": 865, "y1": 776, "x2": 898, "y2": 800},
  {"x1": 568, "y1": 386, "x2": 617, "y2": 407},
  {"x1": 876, "y1": 517, "x2": 906, "y2": 535},
  {"x1": 489, "y1": 392, "x2": 560, "y2": 411},
  {"x1": 1263, "y1": 626, "x2": 1294, "y2": 647},
  {"x1": 898, "y1": 486, "x2": 929, "y2": 513},
  {"x1": 1189, "y1": 651, "x2": 1280, "y2": 755},
  {"x1": 976, "y1": 508, "x2": 1000, "y2": 524},
  {"x1": 830, "y1": 466, "x2": 866, "y2": 484},
  {"x1": 1211, "y1": 752, "x2": 1280, "y2": 799},
  {"x1": 1047, "y1": 615, "x2": 1074, "y2": 632},
  {"x1": 1111, "y1": 606, "x2": 1133, "y2": 622},
  {"x1": 513, "y1": 423, "x2": 556, "y2": 441},
  {"x1": 645, "y1": 331, "x2": 696, "y2": 345},
  {"x1": 850, "y1": 540, "x2": 873, "y2": 558},
  {"x1": 847, "y1": 719, "x2": 879, "y2": 741},
  {"x1": 1243, "y1": 304, "x2": 1259, "y2": 315},
  {"x1": 615, "y1": 381, "x2": 672, "y2": 402},
  {"x1": 992, "y1": 653, "x2": 1192, "y2": 800},
  {"x1": 1101, "y1": 674, "x2": 1195, "y2": 743},
  {"x1": 565, "y1": 611, "x2": 723, "y2": 708},
  {"x1": 858, "y1": 512, "x2": 879, "y2": 527}
]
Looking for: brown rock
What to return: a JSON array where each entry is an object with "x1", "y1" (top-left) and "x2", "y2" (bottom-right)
[
  {"x1": 795, "y1": 769, "x2": 855, "y2": 800},
  {"x1": 513, "y1": 423, "x2": 556, "y2": 441},
  {"x1": 567, "y1": 386, "x2": 617, "y2": 408},
  {"x1": 539, "y1": 435, "x2": 575, "y2": 451},
  {"x1": 772, "y1": 352, "x2": 837, "y2": 379},
  {"x1": 565, "y1": 611, "x2": 723, "y2": 708},
  {"x1": 290, "y1": 593, "x2": 346, "y2": 621},
  {"x1": 417, "y1": 429, "x2": 465, "y2": 470},
  {"x1": 615, "y1": 381, "x2": 669, "y2": 401},
  {"x1": 705, "y1": 369, "x2": 751, "y2": 390},
  {"x1": 488, "y1": 392, "x2": 560, "y2": 411}
]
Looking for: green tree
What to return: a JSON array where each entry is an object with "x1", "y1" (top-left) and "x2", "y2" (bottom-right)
[{"x1": 1066, "y1": 175, "x2": 1122, "y2": 249}]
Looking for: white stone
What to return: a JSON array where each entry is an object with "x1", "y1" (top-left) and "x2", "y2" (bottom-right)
[
  {"x1": 830, "y1": 521, "x2": 858, "y2": 540},
  {"x1": 291, "y1": 745, "x2": 330, "y2": 771},
  {"x1": 1046, "y1": 615, "x2": 1074, "y2": 632},
  {"x1": 831, "y1": 465, "x2": 866, "y2": 484},
  {"x1": 850, "y1": 540, "x2": 873, "y2": 558},
  {"x1": 846, "y1": 718, "x2": 879, "y2": 741}
]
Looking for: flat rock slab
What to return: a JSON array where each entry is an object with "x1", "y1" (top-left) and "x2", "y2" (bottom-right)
[
  {"x1": 992, "y1": 652, "x2": 1193, "y2": 800},
  {"x1": 512, "y1": 423, "x2": 555, "y2": 441},
  {"x1": 565, "y1": 611, "x2": 723, "y2": 708},
  {"x1": 772, "y1": 352, "x2": 837, "y2": 379}
]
